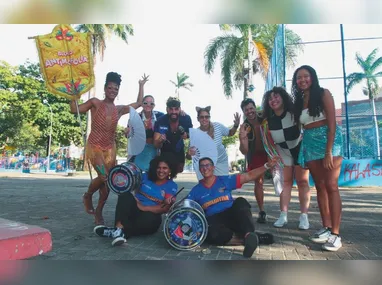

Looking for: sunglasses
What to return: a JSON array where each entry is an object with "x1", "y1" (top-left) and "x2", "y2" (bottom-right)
[
  {"x1": 143, "y1": 102, "x2": 155, "y2": 106},
  {"x1": 198, "y1": 115, "x2": 210, "y2": 119}
]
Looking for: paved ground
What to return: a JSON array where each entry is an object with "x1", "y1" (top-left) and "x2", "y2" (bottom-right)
[{"x1": 1, "y1": 171, "x2": 382, "y2": 260}]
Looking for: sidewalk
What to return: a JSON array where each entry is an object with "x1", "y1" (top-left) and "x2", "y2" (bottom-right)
[{"x1": 1, "y1": 174, "x2": 381, "y2": 260}]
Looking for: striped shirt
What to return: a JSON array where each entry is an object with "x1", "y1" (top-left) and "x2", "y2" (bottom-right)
[{"x1": 88, "y1": 101, "x2": 118, "y2": 150}]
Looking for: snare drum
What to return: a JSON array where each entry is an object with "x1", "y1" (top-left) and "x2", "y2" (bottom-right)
[
  {"x1": 107, "y1": 162, "x2": 142, "y2": 195},
  {"x1": 163, "y1": 199, "x2": 208, "y2": 251}
]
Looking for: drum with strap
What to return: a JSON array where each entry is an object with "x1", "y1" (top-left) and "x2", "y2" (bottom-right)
[
  {"x1": 107, "y1": 162, "x2": 142, "y2": 195},
  {"x1": 163, "y1": 198, "x2": 208, "y2": 251}
]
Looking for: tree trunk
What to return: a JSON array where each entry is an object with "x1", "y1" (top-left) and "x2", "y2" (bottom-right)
[
  {"x1": 243, "y1": 76, "x2": 248, "y2": 99},
  {"x1": 370, "y1": 98, "x2": 381, "y2": 159}
]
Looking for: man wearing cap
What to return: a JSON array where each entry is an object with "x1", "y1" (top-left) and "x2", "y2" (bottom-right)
[{"x1": 154, "y1": 97, "x2": 193, "y2": 173}]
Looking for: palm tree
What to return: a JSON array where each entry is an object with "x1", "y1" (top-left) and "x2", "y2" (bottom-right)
[
  {"x1": 204, "y1": 24, "x2": 303, "y2": 98},
  {"x1": 346, "y1": 48, "x2": 382, "y2": 159},
  {"x1": 170, "y1": 72, "x2": 194, "y2": 98},
  {"x1": 74, "y1": 24, "x2": 134, "y2": 170}
]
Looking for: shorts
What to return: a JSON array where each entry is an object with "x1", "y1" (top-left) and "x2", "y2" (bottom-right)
[
  {"x1": 247, "y1": 151, "x2": 268, "y2": 171},
  {"x1": 298, "y1": 125, "x2": 343, "y2": 168}
]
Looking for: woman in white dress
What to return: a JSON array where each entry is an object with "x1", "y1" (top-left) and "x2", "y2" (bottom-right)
[{"x1": 187, "y1": 106, "x2": 240, "y2": 180}]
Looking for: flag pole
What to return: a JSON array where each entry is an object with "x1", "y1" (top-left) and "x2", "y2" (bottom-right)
[{"x1": 75, "y1": 100, "x2": 93, "y2": 180}]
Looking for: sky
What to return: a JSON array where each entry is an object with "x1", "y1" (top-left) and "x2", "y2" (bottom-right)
[{"x1": 0, "y1": 24, "x2": 381, "y2": 129}]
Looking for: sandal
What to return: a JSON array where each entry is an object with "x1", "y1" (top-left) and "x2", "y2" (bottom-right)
[{"x1": 82, "y1": 192, "x2": 95, "y2": 215}]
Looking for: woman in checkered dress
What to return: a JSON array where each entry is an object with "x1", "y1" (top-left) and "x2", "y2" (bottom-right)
[{"x1": 261, "y1": 87, "x2": 311, "y2": 230}]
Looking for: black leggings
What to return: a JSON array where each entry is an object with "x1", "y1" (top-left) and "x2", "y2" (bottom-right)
[
  {"x1": 206, "y1": 197, "x2": 255, "y2": 245},
  {"x1": 115, "y1": 192, "x2": 162, "y2": 237}
]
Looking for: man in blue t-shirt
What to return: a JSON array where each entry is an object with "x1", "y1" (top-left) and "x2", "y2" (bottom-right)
[
  {"x1": 187, "y1": 157, "x2": 278, "y2": 258},
  {"x1": 153, "y1": 97, "x2": 193, "y2": 173}
]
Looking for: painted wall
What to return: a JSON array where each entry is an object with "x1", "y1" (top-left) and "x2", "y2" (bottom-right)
[
  {"x1": 297, "y1": 159, "x2": 382, "y2": 187},
  {"x1": 339, "y1": 159, "x2": 382, "y2": 187}
]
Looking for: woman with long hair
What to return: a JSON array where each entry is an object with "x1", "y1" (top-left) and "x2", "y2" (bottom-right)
[
  {"x1": 292, "y1": 65, "x2": 343, "y2": 251},
  {"x1": 261, "y1": 86, "x2": 311, "y2": 230},
  {"x1": 70, "y1": 72, "x2": 149, "y2": 225},
  {"x1": 93, "y1": 154, "x2": 179, "y2": 246}
]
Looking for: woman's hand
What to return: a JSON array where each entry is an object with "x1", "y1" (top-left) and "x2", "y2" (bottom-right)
[
  {"x1": 163, "y1": 196, "x2": 176, "y2": 206},
  {"x1": 139, "y1": 74, "x2": 150, "y2": 86},
  {"x1": 188, "y1": 146, "x2": 197, "y2": 156},
  {"x1": 233, "y1": 112, "x2": 241, "y2": 127},
  {"x1": 323, "y1": 152, "x2": 334, "y2": 170}
]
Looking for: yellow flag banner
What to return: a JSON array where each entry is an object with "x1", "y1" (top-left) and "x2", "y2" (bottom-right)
[{"x1": 35, "y1": 24, "x2": 95, "y2": 100}]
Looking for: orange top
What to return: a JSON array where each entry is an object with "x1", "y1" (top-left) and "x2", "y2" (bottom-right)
[{"x1": 88, "y1": 101, "x2": 119, "y2": 150}]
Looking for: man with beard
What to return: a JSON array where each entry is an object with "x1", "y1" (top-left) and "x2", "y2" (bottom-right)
[
  {"x1": 239, "y1": 98, "x2": 268, "y2": 224},
  {"x1": 154, "y1": 97, "x2": 193, "y2": 173}
]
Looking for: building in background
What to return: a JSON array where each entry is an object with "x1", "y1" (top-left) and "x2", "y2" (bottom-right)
[{"x1": 341, "y1": 97, "x2": 382, "y2": 159}]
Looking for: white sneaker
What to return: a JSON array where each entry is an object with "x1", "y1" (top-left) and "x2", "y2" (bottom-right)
[
  {"x1": 309, "y1": 227, "x2": 331, "y2": 244},
  {"x1": 273, "y1": 211, "x2": 288, "y2": 228},
  {"x1": 298, "y1": 213, "x2": 310, "y2": 230},
  {"x1": 111, "y1": 228, "x2": 127, "y2": 246},
  {"x1": 322, "y1": 234, "x2": 342, "y2": 252}
]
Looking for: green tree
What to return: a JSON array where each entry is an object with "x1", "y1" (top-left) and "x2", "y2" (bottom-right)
[
  {"x1": 170, "y1": 72, "x2": 194, "y2": 98},
  {"x1": 115, "y1": 125, "x2": 128, "y2": 157},
  {"x1": 204, "y1": 24, "x2": 303, "y2": 98},
  {"x1": 346, "y1": 48, "x2": 382, "y2": 158},
  {"x1": 222, "y1": 131, "x2": 238, "y2": 148},
  {"x1": 0, "y1": 60, "x2": 85, "y2": 155}
]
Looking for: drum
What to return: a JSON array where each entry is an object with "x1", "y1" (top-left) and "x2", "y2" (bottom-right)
[
  {"x1": 163, "y1": 199, "x2": 208, "y2": 251},
  {"x1": 107, "y1": 162, "x2": 142, "y2": 195}
]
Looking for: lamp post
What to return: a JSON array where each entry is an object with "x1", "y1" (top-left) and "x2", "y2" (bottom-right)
[{"x1": 43, "y1": 99, "x2": 53, "y2": 173}]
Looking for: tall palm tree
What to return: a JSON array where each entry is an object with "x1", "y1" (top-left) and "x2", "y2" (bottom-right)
[
  {"x1": 204, "y1": 24, "x2": 303, "y2": 98},
  {"x1": 346, "y1": 48, "x2": 382, "y2": 159},
  {"x1": 170, "y1": 72, "x2": 194, "y2": 98},
  {"x1": 74, "y1": 24, "x2": 134, "y2": 170}
]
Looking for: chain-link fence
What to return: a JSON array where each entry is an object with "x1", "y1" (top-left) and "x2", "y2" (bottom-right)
[{"x1": 265, "y1": 24, "x2": 382, "y2": 160}]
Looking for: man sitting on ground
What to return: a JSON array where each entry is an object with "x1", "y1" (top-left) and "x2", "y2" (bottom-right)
[{"x1": 186, "y1": 157, "x2": 278, "y2": 258}]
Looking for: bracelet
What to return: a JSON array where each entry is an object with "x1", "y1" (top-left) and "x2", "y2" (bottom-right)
[
  {"x1": 325, "y1": 151, "x2": 332, "y2": 155},
  {"x1": 233, "y1": 125, "x2": 239, "y2": 128},
  {"x1": 264, "y1": 163, "x2": 270, "y2": 170}
]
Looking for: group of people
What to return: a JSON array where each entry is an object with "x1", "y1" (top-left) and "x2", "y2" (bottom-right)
[{"x1": 68, "y1": 64, "x2": 344, "y2": 257}]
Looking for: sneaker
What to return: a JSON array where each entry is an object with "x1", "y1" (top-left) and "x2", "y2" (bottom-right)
[
  {"x1": 309, "y1": 227, "x2": 331, "y2": 244},
  {"x1": 94, "y1": 225, "x2": 115, "y2": 238},
  {"x1": 298, "y1": 213, "x2": 310, "y2": 230},
  {"x1": 257, "y1": 211, "x2": 267, "y2": 223},
  {"x1": 273, "y1": 211, "x2": 287, "y2": 228},
  {"x1": 322, "y1": 234, "x2": 342, "y2": 252},
  {"x1": 243, "y1": 232, "x2": 259, "y2": 258},
  {"x1": 111, "y1": 228, "x2": 127, "y2": 246},
  {"x1": 257, "y1": 233, "x2": 274, "y2": 245}
]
